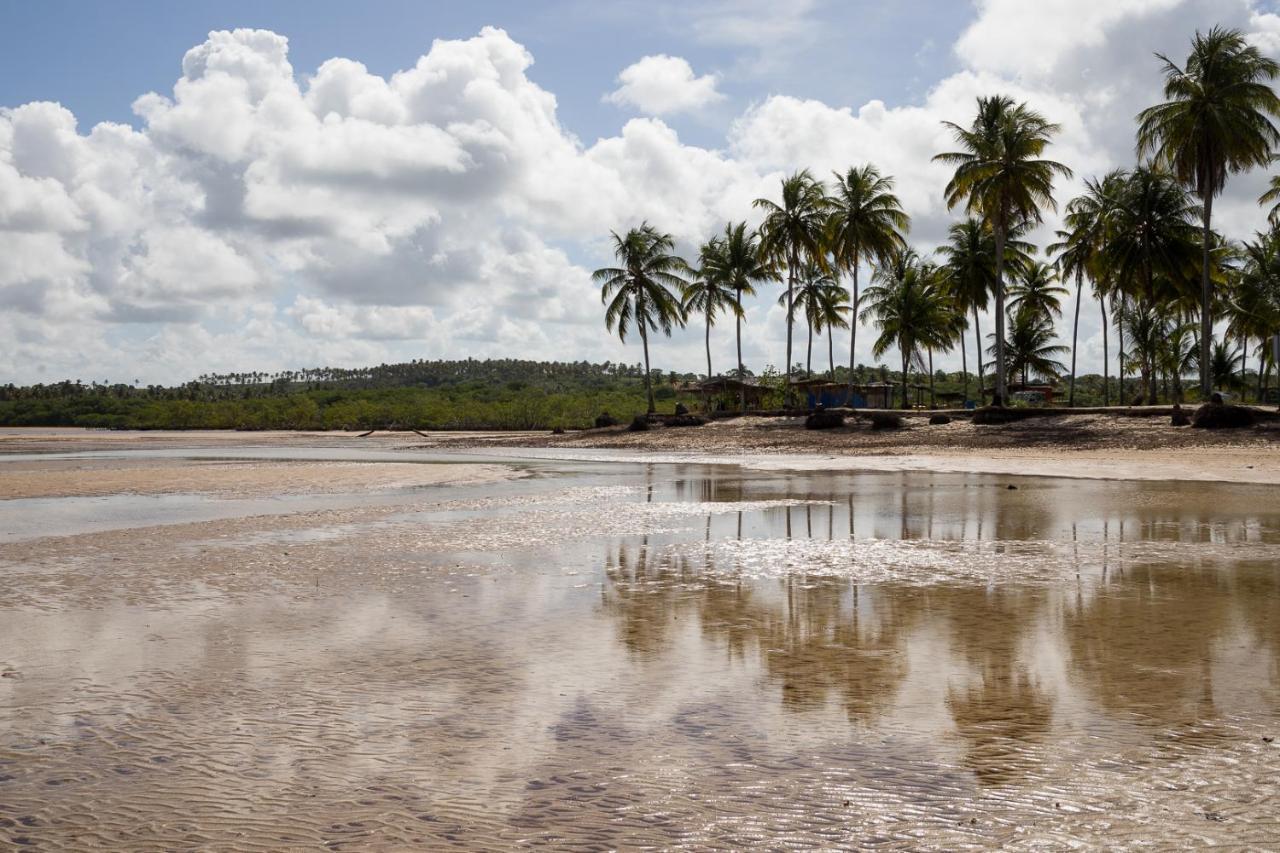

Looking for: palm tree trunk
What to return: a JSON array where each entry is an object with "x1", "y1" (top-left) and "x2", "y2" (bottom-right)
[
  {"x1": 828, "y1": 327, "x2": 835, "y2": 380},
  {"x1": 928, "y1": 348, "x2": 935, "y2": 408},
  {"x1": 847, "y1": 255, "x2": 860, "y2": 404},
  {"x1": 972, "y1": 306, "x2": 984, "y2": 404},
  {"x1": 785, "y1": 249, "x2": 796, "y2": 404},
  {"x1": 1200, "y1": 193, "x2": 1213, "y2": 397},
  {"x1": 640, "y1": 324, "x2": 655, "y2": 414},
  {"x1": 736, "y1": 287, "x2": 745, "y2": 412},
  {"x1": 960, "y1": 321, "x2": 969, "y2": 406},
  {"x1": 705, "y1": 314, "x2": 712, "y2": 381},
  {"x1": 1069, "y1": 269, "x2": 1082, "y2": 407},
  {"x1": 1100, "y1": 297, "x2": 1109, "y2": 407},
  {"x1": 1117, "y1": 297, "x2": 1126, "y2": 406},
  {"x1": 993, "y1": 212, "x2": 1009, "y2": 405},
  {"x1": 1257, "y1": 337, "x2": 1265, "y2": 404},
  {"x1": 806, "y1": 315, "x2": 813, "y2": 377},
  {"x1": 901, "y1": 347, "x2": 909, "y2": 409}
]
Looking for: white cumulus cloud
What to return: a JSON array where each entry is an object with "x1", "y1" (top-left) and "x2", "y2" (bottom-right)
[{"x1": 605, "y1": 55, "x2": 725, "y2": 115}]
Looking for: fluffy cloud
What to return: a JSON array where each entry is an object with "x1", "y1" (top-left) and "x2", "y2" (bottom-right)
[
  {"x1": 2, "y1": 4, "x2": 1280, "y2": 385},
  {"x1": 605, "y1": 55, "x2": 724, "y2": 115}
]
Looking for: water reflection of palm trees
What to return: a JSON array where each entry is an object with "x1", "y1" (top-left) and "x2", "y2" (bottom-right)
[
  {"x1": 602, "y1": 543, "x2": 922, "y2": 725},
  {"x1": 1063, "y1": 562, "x2": 1238, "y2": 727},
  {"x1": 942, "y1": 587, "x2": 1054, "y2": 786}
]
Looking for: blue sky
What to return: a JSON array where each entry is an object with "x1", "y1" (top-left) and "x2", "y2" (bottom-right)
[{"x1": 2, "y1": 0, "x2": 1279, "y2": 384}]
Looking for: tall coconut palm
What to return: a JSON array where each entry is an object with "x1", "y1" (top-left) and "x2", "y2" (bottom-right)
[
  {"x1": 706, "y1": 222, "x2": 773, "y2": 410},
  {"x1": 862, "y1": 250, "x2": 953, "y2": 408},
  {"x1": 936, "y1": 217, "x2": 1036, "y2": 404},
  {"x1": 936, "y1": 95, "x2": 1072, "y2": 405},
  {"x1": 755, "y1": 171, "x2": 833, "y2": 400},
  {"x1": 593, "y1": 224, "x2": 689, "y2": 413},
  {"x1": 828, "y1": 165, "x2": 910, "y2": 401},
  {"x1": 682, "y1": 237, "x2": 741, "y2": 381},
  {"x1": 1136, "y1": 25, "x2": 1280, "y2": 396}
]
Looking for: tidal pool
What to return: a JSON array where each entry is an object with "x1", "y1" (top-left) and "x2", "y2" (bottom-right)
[{"x1": 0, "y1": 448, "x2": 1278, "y2": 849}]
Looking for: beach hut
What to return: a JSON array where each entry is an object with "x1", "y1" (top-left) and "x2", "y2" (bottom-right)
[
  {"x1": 692, "y1": 376, "x2": 769, "y2": 410},
  {"x1": 788, "y1": 378, "x2": 894, "y2": 409}
]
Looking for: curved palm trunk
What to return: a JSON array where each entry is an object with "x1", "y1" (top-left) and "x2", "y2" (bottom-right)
[
  {"x1": 972, "y1": 306, "x2": 984, "y2": 404},
  {"x1": 735, "y1": 287, "x2": 745, "y2": 412},
  {"x1": 960, "y1": 322, "x2": 969, "y2": 405},
  {"x1": 1200, "y1": 193, "x2": 1213, "y2": 397},
  {"x1": 847, "y1": 255, "x2": 860, "y2": 405},
  {"x1": 1100, "y1": 298, "x2": 1109, "y2": 407},
  {"x1": 704, "y1": 314, "x2": 712, "y2": 381},
  {"x1": 993, "y1": 212, "x2": 1009, "y2": 406},
  {"x1": 1069, "y1": 269, "x2": 1082, "y2": 407}
]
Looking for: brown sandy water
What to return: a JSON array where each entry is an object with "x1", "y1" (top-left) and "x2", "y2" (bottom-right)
[{"x1": 1, "y1": 440, "x2": 1279, "y2": 849}]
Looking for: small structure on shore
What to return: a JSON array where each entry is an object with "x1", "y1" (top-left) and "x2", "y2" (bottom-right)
[
  {"x1": 682, "y1": 377, "x2": 769, "y2": 411},
  {"x1": 788, "y1": 378, "x2": 893, "y2": 409}
]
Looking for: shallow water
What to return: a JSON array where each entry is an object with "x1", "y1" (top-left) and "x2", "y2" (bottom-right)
[{"x1": 1, "y1": 447, "x2": 1278, "y2": 849}]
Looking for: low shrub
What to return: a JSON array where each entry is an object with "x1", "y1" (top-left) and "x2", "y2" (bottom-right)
[
  {"x1": 628, "y1": 415, "x2": 651, "y2": 432},
  {"x1": 805, "y1": 410, "x2": 844, "y2": 430},
  {"x1": 594, "y1": 412, "x2": 619, "y2": 428},
  {"x1": 870, "y1": 412, "x2": 902, "y2": 430},
  {"x1": 1191, "y1": 403, "x2": 1256, "y2": 429},
  {"x1": 928, "y1": 414, "x2": 952, "y2": 425}
]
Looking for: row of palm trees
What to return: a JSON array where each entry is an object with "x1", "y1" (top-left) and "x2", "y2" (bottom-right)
[{"x1": 595, "y1": 26, "x2": 1280, "y2": 413}]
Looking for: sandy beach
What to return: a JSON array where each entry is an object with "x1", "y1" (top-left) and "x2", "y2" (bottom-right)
[{"x1": 2, "y1": 428, "x2": 1279, "y2": 849}]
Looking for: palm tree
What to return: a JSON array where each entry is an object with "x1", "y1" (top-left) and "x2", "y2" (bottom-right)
[
  {"x1": 811, "y1": 280, "x2": 851, "y2": 379},
  {"x1": 1103, "y1": 166, "x2": 1200, "y2": 307},
  {"x1": 1137, "y1": 25, "x2": 1280, "y2": 396},
  {"x1": 828, "y1": 165, "x2": 910, "y2": 401},
  {"x1": 593, "y1": 224, "x2": 689, "y2": 413},
  {"x1": 937, "y1": 218, "x2": 1035, "y2": 404},
  {"x1": 755, "y1": 171, "x2": 832, "y2": 400},
  {"x1": 1209, "y1": 339, "x2": 1244, "y2": 392},
  {"x1": 862, "y1": 250, "x2": 953, "y2": 408},
  {"x1": 1159, "y1": 319, "x2": 1199, "y2": 403},
  {"x1": 779, "y1": 262, "x2": 840, "y2": 376},
  {"x1": 991, "y1": 307, "x2": 1068, "y2": 388},
  {"x1": 682, "y1": 237, "x2": 741, "y2": 381},
  {"x1": 936, "y1": 95, "x2": 1071, "y2": 405},
  {"x1": 1229, "y1": 233, "x2": 1280, "y2": 401},
  {"x1": 1007, "y1": 259, "x2": 1068, "y2": 321},
  {"x1": 705, "y1": 222, "x2": 773, "y2": 410}
]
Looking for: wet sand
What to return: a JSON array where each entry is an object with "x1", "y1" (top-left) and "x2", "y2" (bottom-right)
[{"x1": 1, "y1": 431, "x2": 1279, "y2": 849}]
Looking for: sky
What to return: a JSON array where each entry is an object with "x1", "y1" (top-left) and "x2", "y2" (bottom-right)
[{"x1": 3, "y1": 0, "x2": 1280, "y2": 385}]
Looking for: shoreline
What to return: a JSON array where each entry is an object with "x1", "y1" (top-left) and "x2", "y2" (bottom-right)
[{"x1": 3, "y1": 418, "x2": 1279, "y2": 486}]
